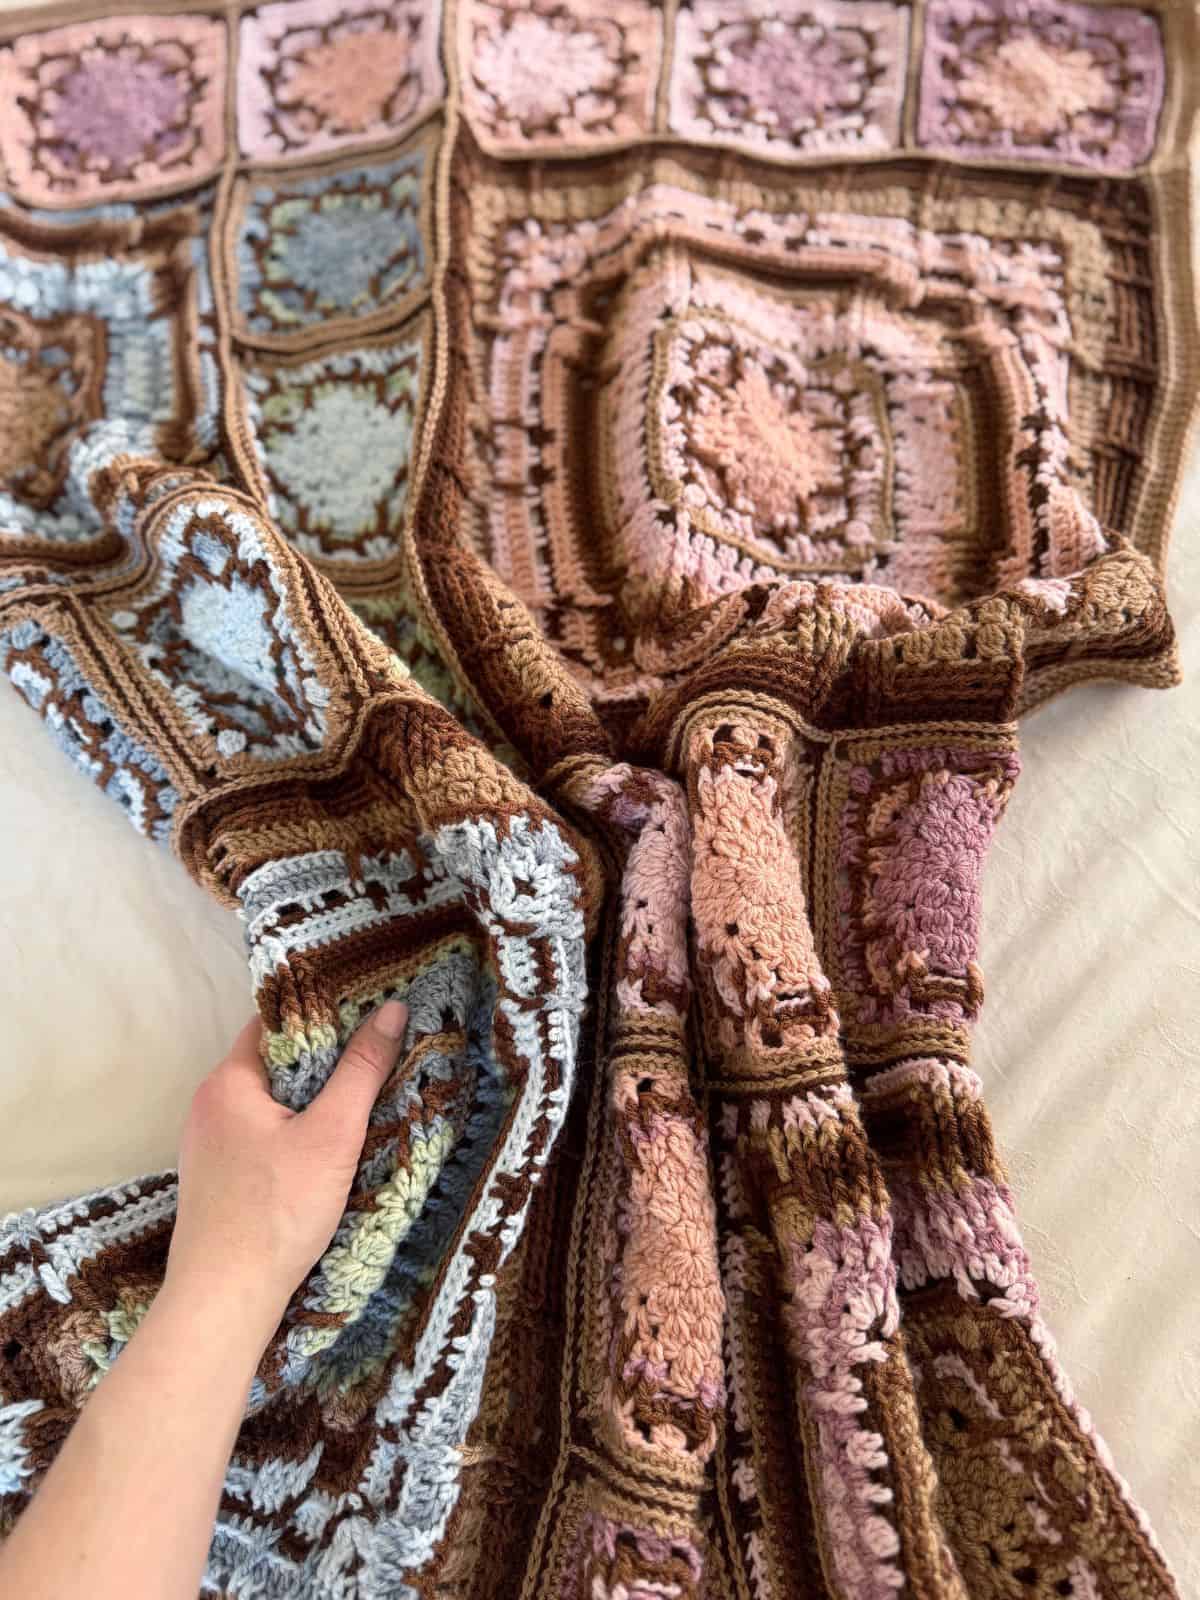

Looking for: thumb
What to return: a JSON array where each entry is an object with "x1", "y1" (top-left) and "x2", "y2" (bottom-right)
[{"x1": 303, "y1": 1000, "x2": 409, "y2": 1146}]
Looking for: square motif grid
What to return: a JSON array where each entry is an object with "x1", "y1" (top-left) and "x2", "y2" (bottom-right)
[{"x1": 455, "y1": 0, "x2": 1171, "y2": 173}]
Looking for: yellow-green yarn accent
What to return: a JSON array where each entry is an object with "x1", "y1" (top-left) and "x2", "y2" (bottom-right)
[
  {"x1": 291, "y1": 1119, "x2": 458, "y2": 1359},
  {"x1": 265, "y1": 1020, "x2": 339, "y2": 1068}
]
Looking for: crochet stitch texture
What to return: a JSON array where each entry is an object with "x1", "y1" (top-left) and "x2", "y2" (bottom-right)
[{"x1": 0, "y1": 0, "x2": 1196, "y2": 1595}]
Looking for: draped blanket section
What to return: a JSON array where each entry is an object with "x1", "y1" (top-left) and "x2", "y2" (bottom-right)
[{"x1": 0, "y1": 0, "x2": 1195, "y2": 1596}]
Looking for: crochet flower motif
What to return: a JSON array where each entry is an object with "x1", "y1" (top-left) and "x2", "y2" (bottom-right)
[
  {"x1": 0, "y1": 357, "x2": 71, "y2": 495},
  {"x1": 48, "y1": 46, "x2": 189, "y2": 176},
  {"x1": 282, "y1": 204, "x2": 415, "y2": 308},
  {"x1": 45, "y1": 1283, "x2": 157, "y2": 1404},
  {"x1": 669, "y1": 0, "x2": 908, "y2": 152},
  {"x1": 616, "y1": 1100, "x2": 725, "y2": 1412},
  {"x1": 0, "y1": 311, "x2": 105, "y2": 509},
  {"x1": 461, "y1": 0, "x2": 660, "y2": 149},
  {"x1": 243, "y1": 335, "x2": 423, "y2": 567},
  {"x1": 237, "y1": 0, "x2": 443, "y2": 162},
  {"x1": 45, "y1": 1308, "x2": 110, "y2": 1404},
  {"x1": 956, "y1": 35, "x2": 1112, "y2": 139},
  {"x1": 472, "y1": 13, "x2": 619, "y2": 129},
  {"x1": 691, "y1": 733, "x2": 836, "y2": 1048},
  {"x1": 267, "y1": 382, "x2": 412, "y2": 538},
  {"x1": 688, "y1": 368, "x2": 838, "y2": 530},
  {"x1": 282, "y1": 29, "x2": 411, "y2": 135},
  {"x1": 108, "y1": 494, "x2": 330, "y2": 764},
  {"x1": 864, "y1": 769, "x2": 999, "y2": 991},
  {"x1": 0, "y1": 15, "x2": 226, "y2": 204},
  {"x1": 839, "y1": 751, "x2": 1019, "y2": 1023},
  {"x1": 234, "y1": 153, "x2": 427, "y2": 336},
  {"x1": 707, "y1": 23, "x2": 866, "y2": 135},
  {"x1": 917, "y1": 0, "x2": 1165, "y2": 172}
]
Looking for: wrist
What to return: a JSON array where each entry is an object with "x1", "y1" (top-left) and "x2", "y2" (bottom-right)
[{"x1": 155, "y1": 1259, "x2": 288, "y2": 1367}]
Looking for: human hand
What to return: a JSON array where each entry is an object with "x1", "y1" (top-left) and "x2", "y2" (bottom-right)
[{"x1": 165, "y1": 1000, "x2": 409, "y2": 1345}]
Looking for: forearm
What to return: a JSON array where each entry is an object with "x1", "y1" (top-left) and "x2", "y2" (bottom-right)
[
  {"x1": 0, "y1": 1270, "x2": 280, "y2": 1600},
  {"x1": 0, "y1": 1001, "x2": 406, "y2": 1597}
]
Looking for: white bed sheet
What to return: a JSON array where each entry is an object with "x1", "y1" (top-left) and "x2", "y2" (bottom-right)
[{"x1": 1, "y1": 456, "x2": 1198, "y2": 1587}]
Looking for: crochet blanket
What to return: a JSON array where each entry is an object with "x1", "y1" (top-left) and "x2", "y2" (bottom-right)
[{"x1": 0, "y1": 2, "x2": 1195, "y2": 1596}]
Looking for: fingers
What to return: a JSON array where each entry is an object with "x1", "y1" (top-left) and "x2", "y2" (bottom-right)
[
  {"x1": 303, "y1": 1000, "x2": 409, "y2": 1143},
  {"x1": 226, "y1": 1016, "x2": 265, "y2": 1065},
  {"x1": 217, "y1": 1015, "x2": 269, "y2": 1090}
]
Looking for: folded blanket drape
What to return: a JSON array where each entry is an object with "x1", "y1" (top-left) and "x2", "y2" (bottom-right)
[{"x1": 0, "y1": 1, "x2": 1195, "y2": 1597}]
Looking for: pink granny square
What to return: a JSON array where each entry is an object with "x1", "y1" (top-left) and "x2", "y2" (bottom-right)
[
  {"x1": 458, "y1": 0, "x2": 662, "y2": 153},
  {"x1": 0, "y1": 13, "x2": 227, "y2": 207},
  {"x1": 237, "y1": 0, "x2": 444, "y2": 163},
  {"x1": 668, "y1": 0, "x2": 910, "y2": 156},
  {"x1": 917, "y1": 0, "x2": 1165, "y2": 172}
]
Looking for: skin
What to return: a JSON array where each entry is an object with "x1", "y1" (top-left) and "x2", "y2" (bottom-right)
[{"x1": 0, "y1": 998, "x2": 410, "y2": 1600}]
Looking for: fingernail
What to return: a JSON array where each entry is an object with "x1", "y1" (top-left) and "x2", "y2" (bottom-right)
[{"x1": 375, "y1": 999, "x2": 408, "y2": 1041}]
